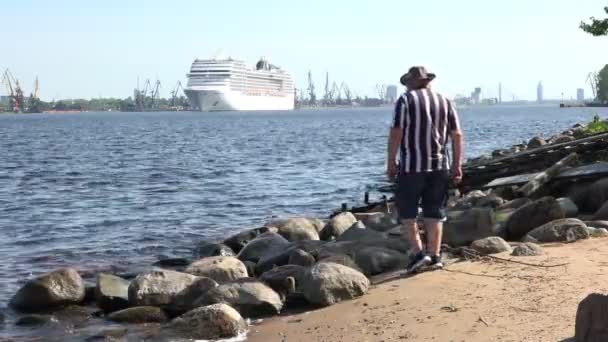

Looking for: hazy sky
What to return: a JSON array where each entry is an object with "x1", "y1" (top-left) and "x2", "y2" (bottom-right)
[{"x1": 2, "y1": 0, "x2": 608, "y2": 101}]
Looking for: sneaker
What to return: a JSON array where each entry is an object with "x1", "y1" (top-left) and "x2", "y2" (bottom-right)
[
  {"x1": 429, "y1": 254, "x2": 444, "y2": 269},
  {"x1": 407, "y1": 252, "x2": 431, "y2": 272}
]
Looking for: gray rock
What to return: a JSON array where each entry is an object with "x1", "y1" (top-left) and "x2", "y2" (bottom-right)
[
  {"x1": 85, "y1": 328, "x2": 128, "y2": 341},
  {"x1": 167, "y1": 304, "x2": 247, "y2": 340},
  {"x1": 95, "y1": 273, "x2": 130, "y2": 313},
  {"x1": 352, "y1": 246, "x2": 409, "y2": 276},
  {"x1": 300, "y1": 262, "x2": 369, "y2": 306},
  {"x1": 196, "y1": 279, "x2": 283, "y2": 317},
  {"x1": 497, "y1": 198, "x2": 532, "y2": 211},
  {"x1": 511, "y1": 242, "x2": 543, "y2": 256},
  {"x1": 522, "y1": 235, "x2": 540, "y2": 243},
  {"x1": 107, "y1": 306, "x2": 168, "y2": 323},
  {"x1": 152, "y1": 258, "x2": 191, "y2": 268},
  {"x1": 193, "y1": 241, "x2": 235, "y2": 259},
  {"x1": 505, "y1": 197, "x2": 565, "y2": 240},
  {"x1": 528, "y1": 136, "x2": 546, "y2": 149},
  {"x1": 15, "y1": 314, "x2": 53, "y2": 326},
  {"x1": 470, "y1": 236, "x2": 512, "y2": 255},
  {"x1": 585, "y1": 221, "x2": 608, "y2": 230},
  {"x1": 223, "y1": 227, "x2": 275, "y2": 254},
  {"x1": 443, "y1": 208, "x2": 496, "y2": 247},
  {"x1": 171, "y1": 277, "x2": 218, "y2": 314},
  {"x1": 572, "y1": 178, "x2": 608, "y2": 213},
  {"x1": 255, "y1": 240, "x2": 325, "y2": 275},
  {"x1": 594, "y1": 201, "x2": 608, "y2": 220},
  {"x1": 288, "y1": 249, "x2": 315, "y2": 267},
  {"x1": 128, "y1": 270, "x2": 199, "y2": 308},
  {"x1": 336, "y1": 223, "x2": 386, "y2": 242},
  {"x1": 557, "y1": 197, "x2": 579, "y2": 217},
  {"x1": 528, "y1": 218, "x2": 589, "y2": 243},
  {"x1": 268, "y1": 217, "x2": 320, "y2": 241},
  {"x1": 587, "y1": 227, "x2": 608, "y2": 238},
  {"x1": 10, "y1": 267, "x2": 86, "y2": 312},
  {"x1": 320, "y1": 212, "x2": 358, "y2": 240},
  {"x1": 575, "y1": 293, "x2": 608, "y2": 342},
  {"x1": 243, "y1": 261, "x2": 256, "y2": 277},
  {"x1": 317, "y1": 254, "x2": 361, "y2": 272},
  {"x1": 551, "y1": 135, "x2": 575, "y2": 144},
  {"x1": 259, "y1": 264, "x2": 306, "y2": 298},
  {"x1": 353, "y1": 212, "x2": 397, "y2": 232},
  {"x1": 185, "y1": 256, "x2": 248, "y2": 283},
  {"x1": 237, "y1": 232, "x2": 290, "y2": 263}
]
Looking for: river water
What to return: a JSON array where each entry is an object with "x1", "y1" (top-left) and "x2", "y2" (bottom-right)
[{"x1": 0, "y1": 105, "x2": 604, "y2": 337}]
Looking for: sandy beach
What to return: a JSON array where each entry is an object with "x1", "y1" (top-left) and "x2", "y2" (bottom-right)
[{"x1": 249, "y1": 238, "x2": 608, "y2": 342}]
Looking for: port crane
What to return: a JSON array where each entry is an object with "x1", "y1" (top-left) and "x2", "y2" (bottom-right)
[
  {"x1": 307, "y1": 70, "x2": 316, "y2": 105},
  {"x1": 170, "y1": 81, "x2": 184, "y2": 107},
  {"x1": 2, "y1": 69, "x2": 25, "y2": 112},
  {"x1": 150, "y1": 80, "x2": 161, "y2": 109}
]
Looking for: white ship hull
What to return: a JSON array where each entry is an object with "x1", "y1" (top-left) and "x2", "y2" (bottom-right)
[{"x1": 185, "y1": 89, "x2": 294, "y2": 112}]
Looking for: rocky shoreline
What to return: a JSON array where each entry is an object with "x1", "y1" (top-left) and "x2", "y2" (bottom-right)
[{"x1": 4, "y1": 118, "x2": 608, "y2": 341}]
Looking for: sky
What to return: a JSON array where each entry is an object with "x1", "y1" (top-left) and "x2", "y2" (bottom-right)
[{"x1": 1, "y1": 0, "x2": 608, "y2": 101}]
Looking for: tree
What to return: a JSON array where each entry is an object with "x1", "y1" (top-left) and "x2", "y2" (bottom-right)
[
  {"x1": 598, "y1": 65, "x2": 608, "y2": 103},
  {"x1": 580, "y1": 6, "x2": 608, "y2": 36}
]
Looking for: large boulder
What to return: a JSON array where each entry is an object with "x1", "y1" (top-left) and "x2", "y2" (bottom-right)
[
  {"x1": 237, "y1": 232, "x2": 289, "y2": 263},
  {"x1": 317, "y1": 254, "x2": 361, "y2": 272},
  {"x1": 511, "y1": 242, "x2": 543, "y2": 256},
  {"x1": 259, "y1": 264, "x2": 306, "y2": 298},
  {"x1": 193, "y1": 241, "x2": 235, "y2": 259},
  {"x1": 572, "y1": 178, "x2": 608, "y2": 213},
  {"x1": 255, "y1": 240, "x2": 325, "y2": 275},
  {"x1": 196, "y1": 279, "x2": 283, "y2": 317},
  {"x1": 443, "y1": 208, "x2": 496, "y2": 247},
  {"x1": 336, "y1": 223, "x2": 386, "y2": 242},
  {"x1": 128, "y1": 270, "x2": 199, "y2": 308},
  {"x1": 288, "y1": 249, "x2": 315, "y2": 267},
  {"x1": 170, "y1": 277, "x2": 218, "y2": 314},
  {"x1": 528, "y1": 136, "x2": 546, "y2": 149},
  {"x1": 505, "y1": 197, "x2": 565, "y2": 240},
  {"x1": 451, "y1": 191, "x2": 504, "y2": 210},
  {"x1": 586, "y1": 220, "x2": 608, "y2": 230},
  {"x1": 167, "y1": 304, "x2": 247, "y2": 340},
  {"x1": 557, "y1": 197, "x2": 579, "y2": 217},
  {"x1": 320, "y1": 212, "x2": 358, "y2": 240},
  {"x1": 185, "y1": 256, "x2": 248, "y2": 283},
  {"x1": 497, "y1": 198, "x2": 532, "y2": 211},
  {"x1": 593, "y1": 201, "x2": 608, "y2": 220},
  {"x1": 107, "y1": 306, "x2": 168, "y2": 323},
  {"x1": 223, "y1": 227, "x2": 275, "y2": 254},
  {"x1": 352, "y1": 246, "x2": 409, "y2": 276},
  {"x1": 575, "y1": 293, "x2": 608, "y2": 342},
  {"x1": 353, "y1": 212, "x2": 397, "y2": 232},
  {"x1": 528, "y1": 218, "x2": 589, "y2": 243},
  {"x1": 268, "y1": 217, "x2": 320, "y2": 241},
  {"x1": 95, "y1": 273, "x2": 130, "y2": 313},
  {"x1": 10, "y1": 268, "x2": 85, "y2": 312},
  {"x1": 470, "y1": 237, "x2": 512, "y2": 255},
  {"x1": 300, "y1": 262, "x2": 369, "y2": 306}
]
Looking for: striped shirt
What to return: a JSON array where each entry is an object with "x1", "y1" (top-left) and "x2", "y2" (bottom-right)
[{"x1": 392, "y1": 88, "x2": 461, "y2": 174}]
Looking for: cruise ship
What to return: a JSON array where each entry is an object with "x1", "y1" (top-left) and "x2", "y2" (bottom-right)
[{"x1": 185, "y1": 57, "x2": 295, "y2": 111}]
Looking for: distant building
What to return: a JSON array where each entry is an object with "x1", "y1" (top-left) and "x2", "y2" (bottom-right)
[
  {"x1": 471, "y1": 87, "x2": 482, "y2": 105},
  {"x1": 577, "y1": 88, "x2": 585, "y2": 102},
  {"x1": 385, "y1": 85, "x2": 398, "y2": 103},
  {"x1": 537, "y1": 81, "x2": 543, "y2": 103}
]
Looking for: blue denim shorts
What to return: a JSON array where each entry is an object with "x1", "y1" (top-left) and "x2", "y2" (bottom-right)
[{"x1": 395, "y1": 170, "x2": 449, "y2": 221}]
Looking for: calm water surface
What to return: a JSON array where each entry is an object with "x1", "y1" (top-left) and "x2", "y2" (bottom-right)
[{"x1": 0, "y1": 105, "x2": 604, "y2": 336}]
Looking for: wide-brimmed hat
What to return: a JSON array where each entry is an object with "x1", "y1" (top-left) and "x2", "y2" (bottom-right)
[{"x1": 400, "y1": 66, "x2": 436, "y2": 86}]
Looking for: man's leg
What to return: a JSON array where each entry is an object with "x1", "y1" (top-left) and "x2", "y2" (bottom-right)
[
  {"x1": 395, "y1": 173, "x2": 430, "y2": 271},
  {"x1": 402, "y1": 219, "x2": 424, "y2": 253},
  {"x1": 421, "y1": 170, "x2": 449, "y2": 267}
]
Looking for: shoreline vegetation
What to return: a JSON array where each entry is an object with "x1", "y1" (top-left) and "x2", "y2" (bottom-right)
[{"x1": 4, "y1": 116, "x2": 608, "y2": 340}]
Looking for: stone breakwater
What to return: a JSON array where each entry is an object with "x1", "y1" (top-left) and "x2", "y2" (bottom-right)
[{"x1": 5, "y1": 119, "x2": 608, "y2": 340}]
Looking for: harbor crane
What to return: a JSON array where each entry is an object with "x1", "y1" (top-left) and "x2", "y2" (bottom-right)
[
  {"x1": 307, "y1": 70, "x2": 316, "y2": 105},
  {"x1": 170, "y1": 81, "x2": 184, "y2": 107},
  {"x1": 150, "y1": 80, "x2": 161, "y2": 108},
  {"x1": 2, "y1": 69, "x2": 25, "y2": 112}
]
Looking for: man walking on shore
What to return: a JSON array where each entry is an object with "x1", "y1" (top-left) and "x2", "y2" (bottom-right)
[{"x1": 386, "y1": 66, "x2": 464, "y2": 272}]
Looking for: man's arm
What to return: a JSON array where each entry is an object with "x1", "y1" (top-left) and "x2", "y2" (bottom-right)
[
  {"x1": 447, "y1": 100, "x2": 464, "y2": 184},
  {"x1": 387, "y1": 127, "x2": 403, "y2": 179},
  {"x1": 450, "y1": 129, "x2": 464, "y2": 184}
]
